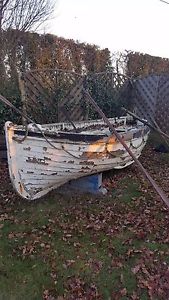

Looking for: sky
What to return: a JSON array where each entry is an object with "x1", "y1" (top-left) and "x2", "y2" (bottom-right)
[{"x1": 46, "y1": 0, "x2": 169, "y2": 59}]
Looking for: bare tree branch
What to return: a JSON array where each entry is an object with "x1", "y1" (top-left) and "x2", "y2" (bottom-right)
[
  {"x1": 160, "y1": 0, "x2": 169, "y2": 4},
  {"x1": 1, "y1": 0, "x2": 55, "y2": 31}
]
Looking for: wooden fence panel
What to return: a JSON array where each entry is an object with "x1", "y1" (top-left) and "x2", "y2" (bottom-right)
[{"x1": 133, "y1": 74, "x2": 169, "y2": 134}]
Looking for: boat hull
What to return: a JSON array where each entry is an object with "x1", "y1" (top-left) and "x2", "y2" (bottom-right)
[{"x1": 5, "y1": 120, "x2": 149, "y2": 200}]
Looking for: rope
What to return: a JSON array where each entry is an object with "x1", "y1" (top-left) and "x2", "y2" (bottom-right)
[{"x1": 13, "y1": 123, "x2": 29, "y2": 143}]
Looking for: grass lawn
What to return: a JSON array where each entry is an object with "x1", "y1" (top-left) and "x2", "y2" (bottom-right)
[{"x1": 0, "y1": 139, "x2": 169, "y2": 299}]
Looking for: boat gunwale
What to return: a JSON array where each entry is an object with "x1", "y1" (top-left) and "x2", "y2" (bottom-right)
[{"x1": 12, "y1": 125, "x2": 149, "y2": 143}]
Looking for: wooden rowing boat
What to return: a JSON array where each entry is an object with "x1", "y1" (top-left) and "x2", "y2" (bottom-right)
[{"x1": 5, "y1": 117, "x2": 149, "y2": 200}]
